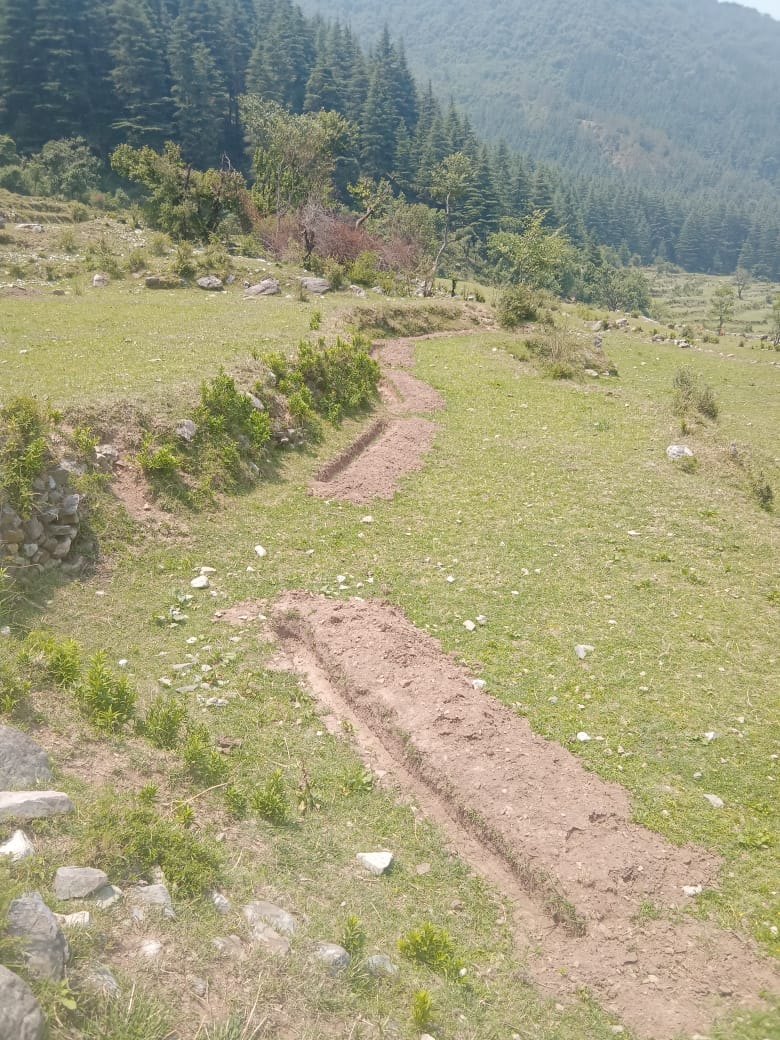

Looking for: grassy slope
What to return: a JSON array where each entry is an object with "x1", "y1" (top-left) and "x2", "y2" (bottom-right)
[{"x1": 1, "y1": 272, "x2": 779, "y2": 1038}]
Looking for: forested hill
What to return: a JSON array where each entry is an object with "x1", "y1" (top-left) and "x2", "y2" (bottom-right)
[
  {"x1": 297, "y1": 0, "x2": 780, "y2": 197},
  {"x1": 0, "y1": 0, "x2": 779, "y2": 278}
]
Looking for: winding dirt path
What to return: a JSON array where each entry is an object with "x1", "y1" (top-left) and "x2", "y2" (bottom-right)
[
  {"x1": 269, "y1": 592, "x2": 780, "y2": 1040},
  {"x1": 310, "y1": 336, "x2": 444, "y2": 502}
]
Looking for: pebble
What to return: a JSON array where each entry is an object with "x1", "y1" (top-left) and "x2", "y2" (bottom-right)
[
  {"x1": 463, "y1": 620, "x2": 476, "y2": 632},
  {"x1": 199, "y1": 566, "x2": 216, "y2": 575},
  {"x1": 356, "y1": 851, "x2": 394, "y2": 876},
  {"x1": 703, "y1": 732, "x2": 718, "y2": 743},
  {"x1": 54, "y1": 866, "x2": 109, "y2": 900},
  {"x1": 311, "y1": 941, "x2": 351, "y2": 973},
  {"x1": 576, "y1": 732, "x2": 592, "y2": 742},
  {"x1": 682, "y1": 885, "x2": 703, "y2": 897},
  {"x1": 703, "y1": 793, "x2": 724, "y2": 809},
  {"x1": 92, "y1": 884, "x2": 123, "y2": 909},
  {"x1": 360, "y1": 516, "x2": 373, "y2": 524},
  {"x1": 254, "y1": 545, "x2": 267, "y2": 557},
  {"x1": 472, "y1": 679, "x2": 487, "y2": 691},
  {"x1": 211, "y1": 891, "x2": 231, "y2": 915},
  {"x1": 0, "y1": 829, "x2": 35, "y2": 861},
  {"x1": 190, "y1": 575, "x2": 210, "y2": 589},
  {"x1": 365, "y1": 953, "x2": 399, "y2": 977},
  {"x1": 574, "y1": 644, "x2": 595, "y2": 659},
  {"x1": 139, "y1": 939, "x2": 163, "y2": 960}
]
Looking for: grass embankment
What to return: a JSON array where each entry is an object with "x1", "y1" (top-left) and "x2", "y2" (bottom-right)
[{"x1": 0, "y1": 267, "x2": 779, "y2": 1039}]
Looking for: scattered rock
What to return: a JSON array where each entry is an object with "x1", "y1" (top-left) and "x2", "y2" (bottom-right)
[
  {"x1": 574, "y1": 644, "x2": 595, "y2": 660},
  {"x1": 139, "y1": 939, "x2": 163, "y2": 960},
  {"x1": 312, "y1": 942, "x2": 350, "y2": 973},
  {"x1": 211, "y1": 891, "x2": 231, "y2": 915},
  {"x1": 55, "y1": 911, "x2": 91, "y2": 929},
  {"x1": 244, "y1": 278, "x2": 280, "y2": 296},
  {"x1": 349, "y1": 284, "x2": 366, "y2": 297},
  {"x1": 244, "y1": 391, "x2": 265, "y2": 411},
  {"x1": 0, "y1": 726, "x2": 53, "y2": 788},
  {"x1": 128, "y1": 883, "x2": 175, "y2": 919},
  {"x1": 197, "y1": 275, "x2": 224, "y2": 291},
  {"x1": 472, "y1": 679, "x2": 487, "y2": 691},
  {"x1": 0, "y1": 830, "x2": 35, "y2": 862},
  {"x1": 666, "y1": 445, "x2": 694, "y2": 461},
  {"x1": 54, "y1": 867, "x2": 109, "y2": 900},
  {"x1": 7, "y1": 892, "x2": 69, "y2": 980},
  {"x1": 463, "y1": 620, "x2": 476, "y2": 632},
  {"x1": 0, "y1": 964, "x2": 46, "y2": 1040},
  {"x1": 91, "y1": 273, "x2": 110, "y2": 287},
  {"x1": 254, "y1": 545, "x2": 267, "y2": 557},
  {"x1": 92, "y1": 884, "x2": 123, "y2": 909},
  {"x1": 212, "y1": 935, "x2": 245, "y2": 960},
  {"x1": 175, "y1": 419, "x2": 197, "y2": 442},
  {"x1": 243, "y1": 900, "x2": 297, "y2": 936},
  {"x1": 703, "y1": 793, "x2": 724, "y2": 809},
  {"x1": 0, "y1": 791, "x2": 74, "y2": 820},
  {"x1": 16, "y1": 223, "x2": 43, "y2": 232},
  {"x1": 190, "y1": 575, "x2": 210, "y2": 589},
  {"x1": 356, "y1": 851, "x2": 394, "y2": 876},
  {"x1": 79, "y1": 963, "x2": 120, "y2": 999},
  {"x1": 245, "y1": 921, "x2": 290, "y2": 957},
  {"x1": 300, "y1": 277, "x2": 330, "y2": 294},
  {"x1": 682, "y1": 885, "x2": 703, "y2": 897},
  {"x1": 365, "y1": 953, "x2": 399, "y2": 977},
  {"x1": 190, "y1": 976, "x2": 208, "y2": 997},
  {"x1": 576, "y1": 732, "x2": 592, "y2": 742},
  {"x1": 144, "y1": 274, "x2": 184, "y2": 290}
]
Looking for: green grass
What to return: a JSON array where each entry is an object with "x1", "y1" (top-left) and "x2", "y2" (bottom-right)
[{"x1": 1, "y1": 274, "x2": 779, "y2": 1038}]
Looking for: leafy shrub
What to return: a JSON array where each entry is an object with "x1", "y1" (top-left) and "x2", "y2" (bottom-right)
[
  {"x1": 126, "y1": 248, "x2": 148, "y2": 273},
  {"x1": 251, "y1": 770, "x2": 288, "y2": 824},
  {"x1": 324, "y1": 258, "x2": 347, "y2": 289},
  {"x1": 496, "y1": 284, "x2": 539, "y2": 328},
  {"x1": 411, "y1": 991, "x2": 434, "y2": 1031},
  {"x1": 76, "y1": 651, "x2": 136, "y2": 732},
  {"x1": 348, "y1": 251, "x2": 381, "y2": 287},
  {"x1": 172, "y1": 242, "x2": 196, "y2": 278},
  {"x1": 672, "y1": 367, "x2": 719, "y2": 421},
  {"x1": 309, "y1": 309, "x2": 322, "y2": 330},
  {"x1": 0, "y1": 397, "x2": 53, "y2": 517},
  {"x1": 183, "y1": 724, "x2": 229, "y2": 785},
  {"x1": 140, "y1": 696, "x2": 187, "y2": 750},
  {"x1": 341, "y1": 915, "x2": 367, "y2": 957},
  {"x1": 0, "y1": 659, "x2": 30, "y2": 714},
  {"x1": 137, "y1": 436, "x2": 181, "y2": 478},
  {"x1": 750, "y1": 472, "x2": 774, "y2": 511},
  {"x1": 26, "y1": 632, "x2": 82, "y2": 687},
  {"x1": 84, "y1": 237, "x2": 122, "y2": 278},
  {"x1": 398, "y1": 922, "x2": 465, "y2": 979},
  {"x1": 81, "y1": 791, "x2": 221, "y2": 896},
  {"x1": 149, "y1": 233, "x2": 170, "y2": 257}
]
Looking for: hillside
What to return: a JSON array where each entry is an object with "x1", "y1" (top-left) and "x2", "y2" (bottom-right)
[{"x1": 296, "y1": 0, "x2": 780, "y2": 198}]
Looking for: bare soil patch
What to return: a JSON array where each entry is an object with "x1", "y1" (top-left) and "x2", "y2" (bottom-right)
[
  {"x1": 379, "y1": 368, "x2": 444, "y2": 414},
  {"x1": 270, "y1": 592, "x2": 780, "y2": 1040},
  {"x1": 311, "y1": 418, "x2": 438, "y2": 504}
]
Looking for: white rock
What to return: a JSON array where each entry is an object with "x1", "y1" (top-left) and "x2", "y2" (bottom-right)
[
  {"x1": 472, "y1": 679, "x2": 487, "y2": 691},
  {"x1": 576, "y1": 732, "x2": 592, "y2": 742},
  {"x1": 0, "y1": 829, "x2": 35, "y2": 861},
  {"x1": 0, "y1": 626, "x2": 11, "y2": 636},
  {"x1": 476, "y1": 615, "x2": 487, "y2": 625},
  {"x1": 55, "y1": 911, "x2": 91, "y2": 928},
  {"x1": 446, "y1": 575, "x2": 455, "y2": 583},
  {"x1": 574, "y1": 644, "x2": 595, "y2": 659},
  {"x1": 139, "y1": 939, "x2": 163, "y2": 960},
  {"x1": 92, "y1": 884, "x2": 123, "y2": 909},
  {"x1": 463, "y1": 620, "x2": 476, "y2": 632},
  {"x1": 254, "y1": 545, "x2": 267, "y2": 557},
  {"x1": 703, "y1": 793, "x2": 724, "y2": 809},
  {"x1": 682, "y1": 885, "x2": 703, "y2": 897},
  {"x1": 0, "y1": 791, "x2": 74, "y2": 820},
  {"x1": 117, "y1": 659, "x2": 128, "y2": 669},
  {"x1": 704, "y1": 731, "x2": 718, "y2": 743},
  {"x1": 666, "y1": 444, "x2": 694, "y2": 461},
  {"x1": 190, "y1": 575, "x2": 210, "y2": 589},
  {"x1": 356, "y1": 851, "x2": 394, "y2": 876},
  {"x1": 360, "y1": 516, "x2": 374, "y2": 524},
  {"x1": 211, "y1": 892, "x2": 231, "y2": 915},
  {"x1": 199, "y1": 566, "x2": 216, "y2": 575}
]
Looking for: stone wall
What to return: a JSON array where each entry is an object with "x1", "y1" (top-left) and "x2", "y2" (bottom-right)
[{"x1": 0, "y1": 466, "x2": 82, "y2": 575}]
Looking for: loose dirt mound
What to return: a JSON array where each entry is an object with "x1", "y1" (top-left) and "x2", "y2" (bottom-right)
[
  {"x1": 379, "y1": 368, "x2": 444, "y2": 413},
  {"x1": 311, "y1": 418, "x2": 438, "y2": 504},
  {"x1": 271, "y1": 592, "x2": 780, "y2": 1040}
]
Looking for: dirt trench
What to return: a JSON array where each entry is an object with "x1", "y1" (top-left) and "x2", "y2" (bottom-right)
[
  {"x1": 269, "y1": 591, "x2": 780, "y2": 1040},
  {"x1": 310, "y1": 336, "x2": 444, "y2": 503}
]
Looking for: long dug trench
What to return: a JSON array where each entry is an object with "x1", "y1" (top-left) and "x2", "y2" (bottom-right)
[{"x1": 270, "y1": 591, "x2": 780, "y2": 1040}]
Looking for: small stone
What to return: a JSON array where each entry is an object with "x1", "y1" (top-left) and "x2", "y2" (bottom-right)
[
  {"x1": 476, "y1": 615, "x2": 487, "y2": 625},
  {"x1": 365, "y1": 953, "x2": 399, "y2": 977},
  {"x1": 703, "y1": 793, "x2": 724, "y2": 809},
  {"x1": 0, "y1": 791, "x2": 74, "y2": 820},
  {"x1": 139, "y1": 939, "x2": 163, "y2": 960},
  {"x1": 244, "y1": 278, "x2": 280, "y2": 297},
  {"x1": 472, "y1": 679, "x2": 487, "y2": 691},
  {"x1": 92, "y1": 273, "x2": 110, "y2": 287},
  {"x1": 7, "y1": 892, "x2": 69, "y2": 980},
  {"x1": 703, "y1": 731, "x2": 717, "y2": 743},
  {"x1": 212, "y1": 935, "x2": 245, "y2": 960},
  {"x1": 311, "y1": 941, "x2": 350, "y2": 973},
  {"x1": 190, "y1": 575, "x2": 210, "y2": 589},
  {"x1": 463, "y1": 620, "x2": 476, "y2": 632},
  {"x1": 0, "y1": 726, "x2": 53, "y2": 788},
  {"x1": 254, "y1": 545, "x2": 267, "y2": 557},
  {"x1": 245, "y1": 922, "x2": 290, "y2": 957},
  {"x1": 243, "y1": 900, "x2": 296, "y2": 937},
  {"x1": 0, "y1": 964, "x2": 46, "y2": 1039},
  {"x1": 682, "y1": 885, "x2": 703, "y2": 897},
  {"x1": 92, "y1": 884, "x2": 123, "y2": 909},
  {"x1": 54, "y1": 866, "x2": 109, "y2": 900},
  {"x1": 197, "y1": 275, "x2": 223, "y2": 291},
  {"x1": 129, "y1": 883, "x2": 175, "y2": 919},
  {"x1": 199, "y1": 566, "x2": 216, "y2": 575},
  {"x1": 211, "y1": 891, "x2": 231, "y2": 915},
  {"x1": 0, "y1": 829, "x2": 35, "y2": 861},
  {"x1": 576, "y1": 732, "x2": 592, "y2": 742},
  {"x1": 55, "y1": 911, "x2": 91, "y2": 928},
  {"x1": 666, "y1": 444, "x2": 694, "y2": 461},
  {"x1": 79, "y1": 963, "x2": 120, "y2": 999},
  {"x1": 299, "y1": 276, "x2": 330, "y2": 294},
  {"x1": 361, "y1": 516, "x2": 374, "y2": 524},
  {"x1": 190, "y1": 976, "x2": 208, "y2": 997},
  {"x1": 574, "y1": 644, "x2": 595, "y2": 660},
  {"x1": 176, "y1": 419, "x2": 197, "y2": 442},
  {"x1": 356, "y1": 851, "x2": 394, "y2": 876}
]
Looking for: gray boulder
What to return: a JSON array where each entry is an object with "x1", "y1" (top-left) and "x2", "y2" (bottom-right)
[
  {"x1": 175, "y1": 419, "x2": 197, "y2": 442},
  {"x1": 244, "y1": 278, "x2": 280, "y2": 296},
  {"x1": 128, "y1": 882, "x2": 175, "y2": 919},
  {"x1": 299, "y1": 277, "x2": 330, "y2": 294},
  {"x1": 197, "y1": 275, "x2": 224, "y2": 291},
  {"x1": 365, "y1": 953, "x2": 399, "y2": 977},
  {"x1": 0, "y1": 965, "x2": 45, "y2": 1040},
  {"x1": 0, "y1": 727, "x2": 52, "y2": 789},
  {"x1": 666, "y1": 444, "x2": 694, "y2": 461},
  {"x1": 92, "y1": 273, "x2": 110, "y2": 287},
  {"x1": 145, "y1": 274, "x2": 184, "y2": 289},
  {"x1": 7, "y1": 893, "x2": 69, "y2": 980},
  {"x1": 54, "y1": 866, "x2": 109, "y2": 900},
  {"x1": 311, "y1": 941, "x2": 350, "y2": 973},
  {"x1": 242, "y1": 900, "x2": 296, "y2": 936},
  {"x1": 78, "y1": 963, "x2": 120, "y2": 999},
  {"x1": 0, "y1": 791, "x2": 74, "y2": 820}
]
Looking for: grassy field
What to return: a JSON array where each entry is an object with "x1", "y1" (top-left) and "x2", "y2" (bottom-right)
[{"x1": 1, "y1": 223, "x2": 779, "y2": 1039}]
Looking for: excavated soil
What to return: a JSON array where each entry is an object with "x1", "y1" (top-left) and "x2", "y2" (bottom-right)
[
  {"x1": 269, "y1": 592, "x2": 780, "y2": 1040},
  {"x1": 311, "y1": 335, "x2": 444, "y2": 503}
]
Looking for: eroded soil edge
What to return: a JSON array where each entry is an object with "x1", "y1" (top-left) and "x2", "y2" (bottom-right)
[{"x1": 269, "y1": 592, "x2": 780, "y2": 1040}]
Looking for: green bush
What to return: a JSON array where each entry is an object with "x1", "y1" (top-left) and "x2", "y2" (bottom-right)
[
  {"x1": 0, "y1": 397, "x2": 53, "y2": 517},
  {"x1": 0, "y1": 659, "x2": 30, "y2": 714},
  {"x1": 140, "y1": 695, "x2": 188, "y2": 750},
  {"x1": 25, "y1": 632, "x2": 82, "y2": 687},
  {"x1": 183, "y1": 724, "x2": 229, "y2": 785},
  {"x1": 672, "y1": 367, "x2": 719, "y2": 421},
  {"x1": 270, "y1": 337, "x2": 380, "y2": 426},
  {"x1": 137, "y1": 436, "x2": 181, "y2": 478},
  {"x1": 497, "y1": 284, "x2": 539, "y2": 328},
  {"x1": 80, "y1": 791, "x2": 221, "y2": 896},
  {"x1": 76, "y1": 651, "x2": 136, "y2": 732},
  {"x1": 251, "y1": 769, "x2": 288, "y2": 824},
  {"x1": 348, "y1": 251, "x2": 381, "y2": 287},
  {"x1": 398, "y1": 922, "x2": 465, "y2": 979}
]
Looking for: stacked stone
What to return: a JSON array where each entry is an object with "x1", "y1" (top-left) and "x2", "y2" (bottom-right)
[{"x1": 0, "y1": 467, "x2": 82, "y2": 574}]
